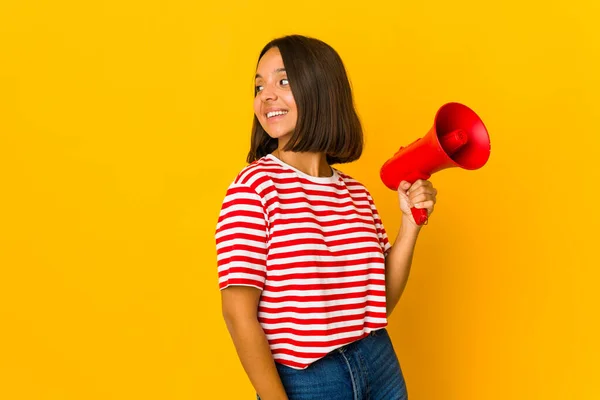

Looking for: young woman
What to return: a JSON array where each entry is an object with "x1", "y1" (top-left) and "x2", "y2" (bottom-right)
[{"x1": 215, "y1": 35, "x2": 437, "y2": 400}]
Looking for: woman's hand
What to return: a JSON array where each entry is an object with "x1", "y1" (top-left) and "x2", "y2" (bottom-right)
[{"x1": 397, "y1": 179, "x2": 438, "y2": 227}]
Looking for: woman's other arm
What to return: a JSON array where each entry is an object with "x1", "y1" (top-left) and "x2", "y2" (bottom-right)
[
  {"x1": 221, "y1": 286, "x2": 288, "y2": 400},
  {"x1": 384, "y1": 219, "x2": 421, "y2": 317}
]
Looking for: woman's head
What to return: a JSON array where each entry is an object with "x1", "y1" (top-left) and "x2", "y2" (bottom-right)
[{"x1": 248, "y1": 35, "x2": 363, "y2": 165}]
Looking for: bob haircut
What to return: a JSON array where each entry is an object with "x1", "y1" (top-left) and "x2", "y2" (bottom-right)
[{"x1": 247, "y1": 35, "x2": 363, "y2": 165}]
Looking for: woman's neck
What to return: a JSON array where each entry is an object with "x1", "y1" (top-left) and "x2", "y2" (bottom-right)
[{"x1": 273, "y1": 147, "x2": 332, "y2": 178}]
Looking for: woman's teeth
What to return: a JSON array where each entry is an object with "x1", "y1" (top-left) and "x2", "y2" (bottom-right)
[{"x1": 267, "y1": 110, "x2": 288, "y2": 118}]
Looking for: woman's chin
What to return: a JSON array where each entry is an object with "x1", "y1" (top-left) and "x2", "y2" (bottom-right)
[{"x1": 265, "y1": 130, "x2": 293, "y2": 141}]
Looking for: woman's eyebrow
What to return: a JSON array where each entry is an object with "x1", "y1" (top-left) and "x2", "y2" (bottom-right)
[{"x1": 255, "y1": 68, "x2": 286, "y2": 79}]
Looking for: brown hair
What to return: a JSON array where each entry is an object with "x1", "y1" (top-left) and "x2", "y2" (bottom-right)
[{"x1": 246, "y1": 35, "x2": 363, "y2": 165}]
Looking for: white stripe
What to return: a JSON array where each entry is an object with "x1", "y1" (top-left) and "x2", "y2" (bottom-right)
[
  {"x1": 219, "y1": 203, "x2": 264, "y2": 216},
  {"x1": 267, "y1": 252, "x2": 384, "y2": 266},
  {"x1": 272, "y1": 211, "x2": 373, "y2": 224},
  {"x1": 270, "y1": 230, "x2": 376, "y2": 244},
  {"x1": 215, "y1": 215, "x2": 265, "y2": 232},
  {"x1": 266, "y1": 275, "x2": 381, "y2": 287},
  {"x1": 222, "y1": 189, "x2": 260, "y2": 202},
  {"x1": 219, "y1": 275, "x2": 264, "y2": 285},
  {"x1": 266, "y1": 264, "x2": 383, "y2": 277},
  {"x1": 267, "y1": 202, "x2": 370, "y2": 215},
  {"x1": 265, "y1": 191, "x2": 371, "y2": 206},
  {"x1": 217, "y1": 261, "x2": 265, "y2": 274},
  {"x1": 240, "y1": 166, "x2": 283, "y2": 186},
  {"x1": 236, "y1": 163, "x2": 265, "y2": 184}
]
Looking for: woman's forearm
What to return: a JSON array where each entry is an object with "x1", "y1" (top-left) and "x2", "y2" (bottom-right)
[
  {"x1": 384, "y1": 215, "x2": 421, "y2": 317},
  {"x1": 224, "y1": 316, "x2": 288, "y2": 400}
]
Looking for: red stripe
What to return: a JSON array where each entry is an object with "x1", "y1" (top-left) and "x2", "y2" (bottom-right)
[
  {"x1": 235, "y1": 163, "x2": 266, "y2": 184},
  {"x1": 219, "y1": 278, "x2": 264, "y2": 289},
  {"x1": 217, "y1": 209, "x2": 264, "y2": 224},
  {"x1": 217, "y1": 255, "x2": 266, "y2": 267},
  {"x1": 269, "y1": 235, "x2": 379, "y2": 250},
  {"x1": 218, "y1": 266, "x2": 266, "y2": 279},
  {"x1": 267, "y1": 257, "x2": 384, "y2": 271},
  {"x1": 259, "y1": 300, "x2": 388, "y2": 314},
  {"x1": 271, "y1": 348, "x2": 329, "y2": 359},
  {"x1": 268, "y1": 332, "x2": 368, "y2": 348},
  {"x1": 263, "y1": 322, "x2": 387, "y2": 337},
  {"x1": 225, "y1": 185, "x2": 258, "y2": 194},
  {"x1": 238, "y1": 164, "x2": 281, "y2": 184},
  {"x1": 216, "y1": 243, "x2": 267, "y2": 256},
  {"x1": 216, "y1": 231, "x2": 265, "y2": 246},
  {"x1": 270, "y1": 216, "x2": 374, "y2": 229},
  {"x1": 258, "y1": 310, "x2": 387, "y2": 325},
  {"x1": 269, "y1": 332, "x2": 375, "y2": 356},
  {"x1": 264, "y1": 278, "x2": 385, "y2": 292},
  {"x1": 270, "y1": 226, "x2": 378, "y2": 239},
  {"x1": 260, "y1": 290, "x2": 386, "y2": 304},
  {"x1": 216, "y1": 221, "x2": 265, "y2": 235},
  {"x1": 268, "y1": 246, "x2": 383, "y2": 260}
]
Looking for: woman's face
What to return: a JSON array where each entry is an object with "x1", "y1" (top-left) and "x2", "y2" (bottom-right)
[{"x1": 253, "y1": 47, "x2": 298, "y2": 143}]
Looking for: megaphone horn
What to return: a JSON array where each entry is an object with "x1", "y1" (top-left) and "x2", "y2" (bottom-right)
[{"x1": 380, "y1": 102, "x2": 491, "y2": 226}]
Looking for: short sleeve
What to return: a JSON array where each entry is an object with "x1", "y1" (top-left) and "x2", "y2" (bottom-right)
[
  {"x1": 215, "y1": 182, "x2": 269, "y2": 291},
  {"x1": 366, "y1": 191, "x2": 392, "y2": 257}
]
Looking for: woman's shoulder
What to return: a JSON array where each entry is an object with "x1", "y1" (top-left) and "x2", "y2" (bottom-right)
[
  {"x1": 228, "y1": 155, "x2": 275, "y2": 191},
  {"x1": 335, "y1": 169, "x2": 370, "y2": 192}
]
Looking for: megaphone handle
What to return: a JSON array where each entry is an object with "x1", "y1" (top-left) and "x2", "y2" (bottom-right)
[
  {"x1": 411, "y1": 207, "x2": 428, "y2": 226},
  {"x1": 407, "y1": 172, "x2": 430, "y2": 226}
]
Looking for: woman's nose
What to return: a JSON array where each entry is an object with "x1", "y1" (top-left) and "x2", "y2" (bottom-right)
[{"x1": 259, "y1": 84, "x2": 277, "y2": 102}]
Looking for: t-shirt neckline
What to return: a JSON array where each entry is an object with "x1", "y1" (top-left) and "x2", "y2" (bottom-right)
[{"x1": 265, "y1": 154, "x2": 340, "y2": 184}]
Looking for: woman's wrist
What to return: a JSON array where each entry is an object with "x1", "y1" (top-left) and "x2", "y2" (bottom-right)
[{"x1": 400, "y1": 214, "x2": 422, "y2": 237}]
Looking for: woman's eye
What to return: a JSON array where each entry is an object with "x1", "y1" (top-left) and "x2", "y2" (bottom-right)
[
  {"x1": 255, "y1": 85, "x2": 264, "y2": 93},
  {"x1": 280, "y1": 79, "x2": 289, "y2": 86}
]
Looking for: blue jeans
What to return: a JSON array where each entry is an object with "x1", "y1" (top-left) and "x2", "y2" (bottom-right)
[{"x1": 257, "y1": 329, "x2": 408, "y2": 400}]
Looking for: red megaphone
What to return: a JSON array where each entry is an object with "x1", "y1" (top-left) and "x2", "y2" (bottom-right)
[{"x1": 380, "y1": 102, "x2": 491, "y2": 225}]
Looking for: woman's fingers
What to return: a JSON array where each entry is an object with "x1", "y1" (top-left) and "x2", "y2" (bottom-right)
[
  {"x1": 400, "y1": 180, "x2": 438, "y2": 217},
  {"x1": 409, "y1": 191, "x2": 437, "y2": 205},
  {"x1": 407, "y1": 179, "x2": 432, "y2": 193},
  {"x1": 414, "y1": 200, "x2": 435, "y2": 211}
]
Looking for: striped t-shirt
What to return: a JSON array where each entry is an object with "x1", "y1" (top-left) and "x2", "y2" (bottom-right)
[{"x1": 215, "y1": 153, "x2": 392, "y2": 369}]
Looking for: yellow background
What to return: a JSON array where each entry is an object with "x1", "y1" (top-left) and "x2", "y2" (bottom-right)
[{"x1": 1, "y1": 0, "x2": 598, "y2": 399}]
